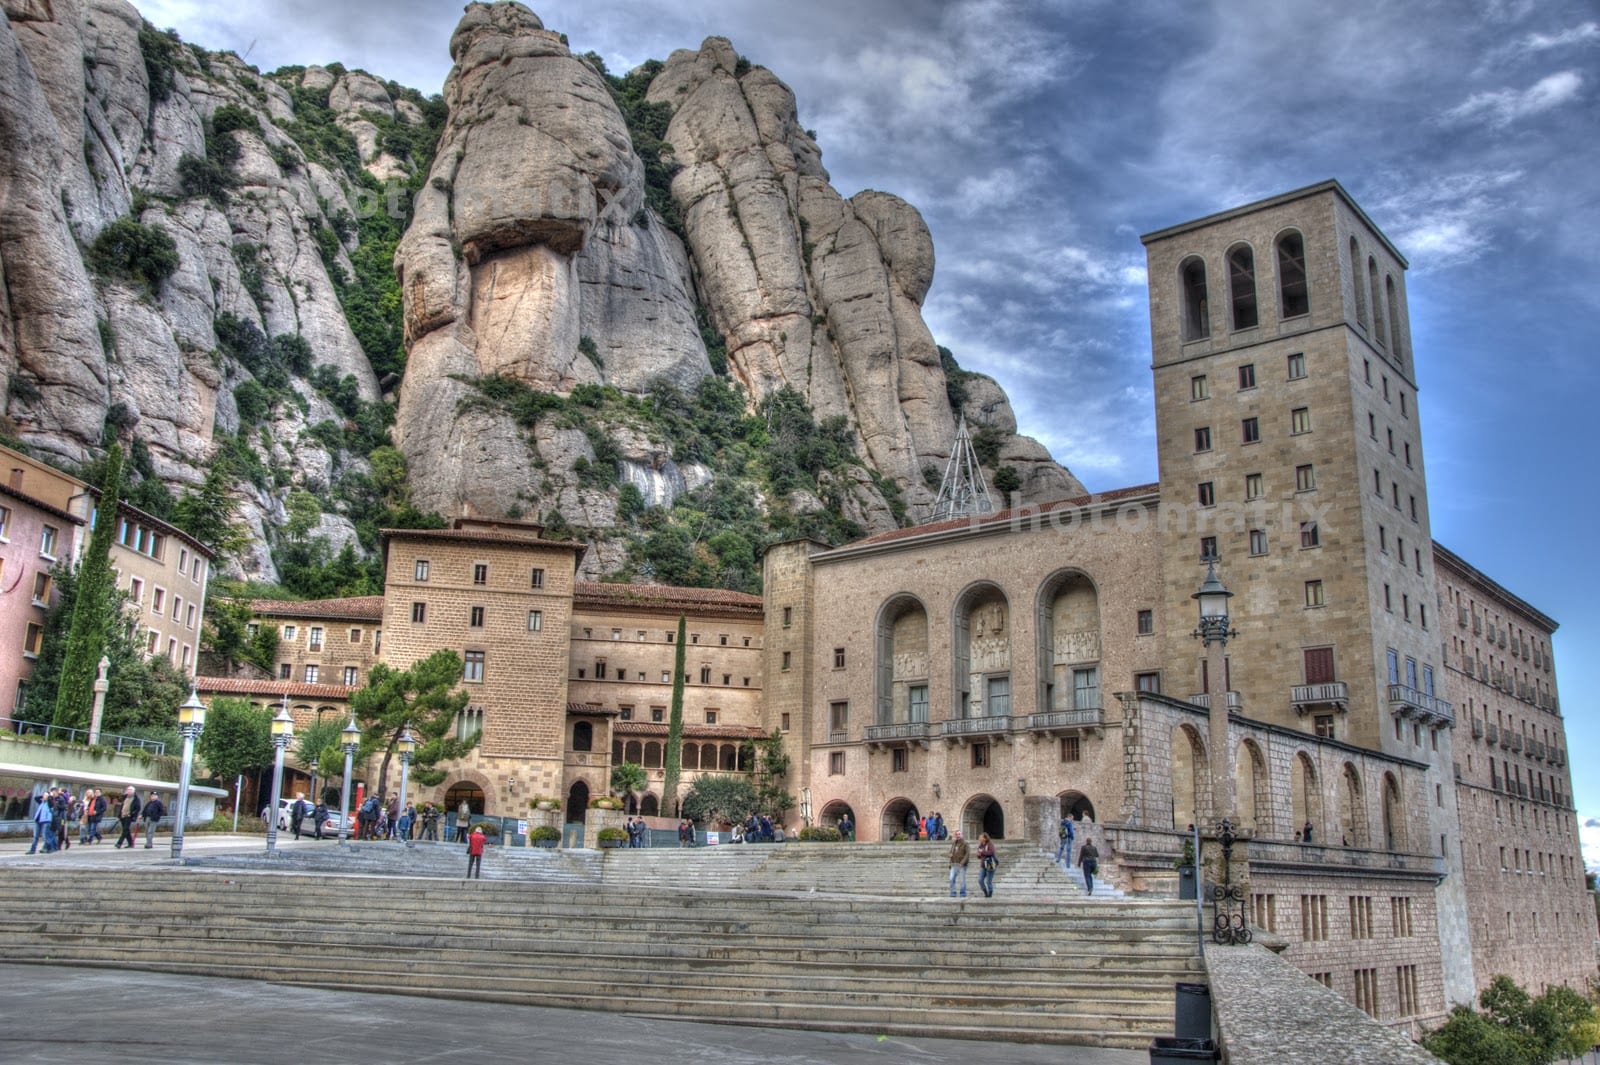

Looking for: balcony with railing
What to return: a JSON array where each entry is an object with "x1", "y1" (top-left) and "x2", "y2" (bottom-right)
[
  {"x1": 1187, "y1": 691, "x2": 1242, "y2": 713},
  {"x1": 1387, "y1": 684, "x2": 1454, "y2": 727},
  {"x1": 1486, "y1": 723, "x2": 1499, "y2": 745},
  {"x1": 1470, "y1": 718, "x2": 1484, "y2": 739},
  {"x1": 1290, "y1": 682, "x2": 1349, "y2": 715},
  {"x1": 1025, "y1": 706, "x2": 1104, "y2": 735},
  {"x1": 941, "y1": 715, "x2": 1012, "y2": 742},
  {"x1": 1510, "y1": 733, "x2": 1523, "y2": 753},
  {"x1": 863, "y1": 720, "x2": 933, "y2": 747}
]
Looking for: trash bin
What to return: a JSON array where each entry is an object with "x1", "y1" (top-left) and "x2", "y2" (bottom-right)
[
  {"x1": 1149, "y1": 1036, "x2": 1218, "y2": 1063},
  {"x1": 1175, "y1": 981, "x2": 1212, "y2": 1041}
]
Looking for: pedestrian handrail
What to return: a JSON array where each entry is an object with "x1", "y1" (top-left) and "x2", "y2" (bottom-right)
[
  {"x1": 1192, "y1": 821, "x2": 1205, "y2": 953},
  {"x1": 11, "y1": 718, "x2": 166, "y2": 755}
]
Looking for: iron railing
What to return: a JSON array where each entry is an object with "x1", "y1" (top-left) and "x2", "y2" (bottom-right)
[{"x1": 10, "y1": 719, "x2": 166, "y2": 755}]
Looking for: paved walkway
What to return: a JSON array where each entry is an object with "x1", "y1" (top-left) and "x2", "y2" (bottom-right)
[
  {"x1": 0, "y1": 964, "x2": 1147, "y2": 1064},
  {"x1": 0, "y1": 831, "x2": 340, "y2": 865}
]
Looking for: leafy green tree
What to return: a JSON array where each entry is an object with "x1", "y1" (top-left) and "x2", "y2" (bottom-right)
[
  {"x1": 1424, "y1": 975, "x2": 1600, "y2": 1065},
  {"x1": 992, "y1": 466, "x2": 1021, "y2": 496},
  {"x1": 680, "y1": 774, "x2": 758, "y2": 827},
  {"x1": 53, "y1": 445, "x2": 123, "y2": 731},
  {"x1": 610, "y1": 761, "x2": 647, "y2": 807},
  {"x1": 285, "y1": 490, "x2": 322, "y2": 541},
  {"x1": 660, "y1": 615, "x2": 687, "y2": 816},
  {"x1": 200, "y1": 592, "x2": 277, "y2": 675},
  {"x1": 173, "y1": 459, "x2": 249, "y2": 562},
  {"x1": 196, "y1": 697, "x2": 274, "y2": 788},
  {"x1": 87, "y1": 218, "x2": 179, "y2": 291},
  {"x1": 350, "y1": 649, "x2": 478, "y2": 799},
  {"x1": 745, "y1": 730, "x2": 795, "y2": 817},
  {"x1": 293, "y1": 715, "x2": 351, "y2": 805}
]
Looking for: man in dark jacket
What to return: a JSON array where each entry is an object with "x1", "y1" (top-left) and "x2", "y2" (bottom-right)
[
  {"x1": 113, "y1": 786, "x2": 141, "y2": 849},
  {"x1": 312, "y1": 801, "x2": 329, "y2": 840},
  {"x1": 289, "y1": 793, "x2": 309, "y2": 840},
  {"x1": 141, "y1": 791, "x2": 165, "y2": 848},
  {"x1": 89, "y1": 789, "x2": 108, "y2": 843}
]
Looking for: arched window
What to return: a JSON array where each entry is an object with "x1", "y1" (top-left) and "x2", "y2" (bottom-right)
[
  {"x1": 1227, "y1": 244, "x2": 1258, "y2": 330},
  {"x1": 1349, "y1": 238, "x2": 1367, "y2": 327},
  {"x1": 624, "y1": 740, "x2": 642, "y2": 764},
  {"x1": 1368, "y1": 257, "x2": 1385, "y2": 347},
  {"x1": 1180, "y1": 256, "x2": 1210, "y2": 340},
  {"x1": 1385, "y1": 275, "x2": 1402, "y2": 358},
  {"x1": 682, "y1": 744, "x2": 699, "y2": 770},
  {"x1": 1276, "y1": 231, "x2": 1309, "y2": 318},
  {"x1": 720, "y1": 744, "x2": 738, "y2": 771},
  {"x1": 1382, "y1": 773, "x2": 1406, "y2": 851},
  {"x1": 612, "y1": 740, "x2": 624, "y2": 762},
  {"x1": 572, "y1": 721, "x2": 593, "y2": 752},
  {"x1": 1291, "y1": 752, "x2": 1321, "y2": 840},
  {"x1": 643, "y1": 741, "x2": 662, "y2": 768}
]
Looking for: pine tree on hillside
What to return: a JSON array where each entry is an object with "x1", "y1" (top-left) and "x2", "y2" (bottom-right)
[{"x1": 52, "y1": 444, "x2": 123, "y2": 732}]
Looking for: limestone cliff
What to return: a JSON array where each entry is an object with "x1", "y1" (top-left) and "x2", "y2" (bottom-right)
[{"x1": 0, "y1": 0, "x2": 1083, "y2": 595}]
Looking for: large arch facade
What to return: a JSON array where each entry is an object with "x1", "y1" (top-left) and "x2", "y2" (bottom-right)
[
  {"x1": 882, "y1": 797, "x2": 921, "y2": 841},
  {"x1": 1035, "y1": 570, "x2": 1101, "y2": 717},
  {"x1": 1235, "y1": 739, "x2": 1269, "y2": 835},
  {"x1": 961, "y1": 793, "x2": 1006, "y2": 839},
  {"x1": 875, "y1": 594, "x2": 931, "y2": 726},
  {"x1": 952, "y1": 581, "x2": 1012, "y2": 720},
  {"x1": 1291, "y1": 751, "x2": 1321, "y2": 841},
  {"x1": 1340, "y1": 762, "x2": 1370, "y2": 848},
  {"x1": 1171, "y1": 723, "x2": 1207, "y2": 830}
]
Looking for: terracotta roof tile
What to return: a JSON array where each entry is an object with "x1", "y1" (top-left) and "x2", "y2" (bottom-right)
[
  {"x1": 195, "y1": 676, "x2": 355, "y2": 700},
  {"x1": 574, "y1": 581, "x2": 763, "y2": 614},
  {"x1": 566, "y1": 702, "x2": 622, "y2": 716},
  {"x1": 381, "y1": 527, "x2": 587, "y2": 552},
  {"x1": 248, "y1": 595, "x2": 385, "y2": 621},
  {"x1": 846, "y1": 483, "x2": 1161, "y2": 548}
]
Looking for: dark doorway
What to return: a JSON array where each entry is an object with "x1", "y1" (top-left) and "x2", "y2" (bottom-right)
[
  {"x1": 443, "y1": 782, "x2": 485, "y2": 816},
  {"x1": 565, "y1": 779, "x2": 589, "y2": 823}
]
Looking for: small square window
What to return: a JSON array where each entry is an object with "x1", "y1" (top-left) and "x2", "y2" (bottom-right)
[
  {"x1": 304, "y1": 664, "x2": 319, "y2": 683},
  {"x1": 612, "y1": 629, "x2": 622, "y2": 641},
  {"x1": 651, "y1": 706, "x2": 665, "y2": 723},
  {"x1": 782, "y1": 606, "x2": 793, "y2": 628},
  {"x1": 472, "y1": 563, "x2": 488, "y2": 585},
  {"x1": 1305, "y1": 580, "x2": 1325, "y2": 608},
  {"x1": 892, "y1": 748, "x2": 908, "y2": 772},
  {"x1": 1238, "y1": 364, "x2": 1256, "y2": 389},
  {"x1": 414, "y1": 559, "x2": 430, "y2": 581},
  {"x1": 719, "y1": 634, "x2": 728, "y2": 646},
  {"x1": 1191, "y1": 375, "x2": 1209, "y2": 401},
  {"x1": 1291, "y1": 407, "x2": 1311, "y2": 434},
  {"x1": 1245, "y1": 473, "x2": 1262, "y2": 500},
  {"x1": 1241, "y1": 417, "x2": 1260, "y2": 444},
  {"x1": 782, "y1": 651, "x2": 792, "y2": 671},
  {"x1": 619, "y1": 705, "x2": 633, "y2": 721},
  {"x1": 279, "y1": 663, "x2": 291, "y2": 679},
  {"x1": 411, "y1": 602, "x2": 426, "y2": 624},
  {"x1": 1134, "y1": 672, "x2": 1161, "y2": 694},
  {"x1": 527, "y1": 610, "x2": 542, "y2": 632},
  {"x1": 833, "y1": 647, "x2": 846, "y2": 669},
  {"x1": 23, "y1": 621, "x2": 44, "y2": 657},
  {"x1": 463, "y1": 650, "x2": 485, "y2": 682},
  {"x1": 350, "y1": 628, "x2": 363, "y2": 644},
  {"x1": 470, "y1": 606, "x2": 485, "y2": 628},
  {"x1": 1369, "y1": 412, "x2": 1377, "y2": 439},
  {"x1": 1194, "y1": 427, "x2": 1212, "y2": 452},
  {"x1": 39, "y1": 525, "x2": 58, "y2": 558},
  {"x1": 780, "y1": 712, "x2": 791, "y2": 731},
  {"x1": 829, "y1": 751, "x2": 846, "y2": 776},
  {"x1": 704, "y1": 709, "x2": 719, "y2": 725},
  {"x1": 1137, "y1": 609, "x2": 1154, "y2": 636},
  {"x1": 830, "y1": 701, "x2": 849, "y2": 732},
  {"x1": 1199, "y1": 536, "x2": 1218, "y2": 561},
  {"x1": 1300, "y1": 522, "x2": 1320, "y2": 549},
  {"x1": 344, "y1": 666, "x2": 358, "y2": 686},
  {"x1": 1287, "y1": 353, "x2": 1306, "y2": 380},
  {"x1": 31, "y1": 571, "x2": 52, "y2": 605},
  {"x1": 1197, "y1": 482, "x2": 1215, "y2": 507},
  {"x1": 1249, "y1": 529, "x2": 1267, "y2": 556},
  {"x1": 661, "y1": 671, "x2": 670, "y2": 683},
  {"x1": 972, "y1": 742, "x2": 991, "y2": 768},
  {"x1": 1060, "y1": 736, "x2": 1081, "y2": 762},
  {"x1": 1296, "y1": 464, "x2": 1315, "y2": 492},
  {"x1": 529, "y1": 568, "x2": 545, "y2": 589}
]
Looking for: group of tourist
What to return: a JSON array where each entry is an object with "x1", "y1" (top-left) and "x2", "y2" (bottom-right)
[
  {"x1": 347, "y1": 795, "x2": 472, "y2": 843},
  {"x1": 906, "y1": 811, "x2": 951, "y2": 841},
  {"x1": 26, "y1": 785, "x2": 165, "y2": 854}
]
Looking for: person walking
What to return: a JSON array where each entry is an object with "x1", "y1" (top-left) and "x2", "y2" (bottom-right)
[
  {"x1": 51, "y1": 789, "x2": 70, "y2": 851},
  {"x1": 312, "y1": 800, "x2": 329, "y2": 840},
  {"x1": 977, "y1": 832, "x2": 998, "y2": 898},
  {"x1": 457, "y1": 799, "x2": 471, "y2": 845},
  {"x1": 465, "y1": 825, "x2": 486, "y2": 879},
  {"x1": 90, "y1": 788, "x2": 108, "y2": 843},
  {"x1": 948, "y1": 830, "x2": 970, "y2": 898},
  {"x1": 27, "y1": 791, "x2": 54, "y2": 854},
  {"x1": 1079, "y1": 839, "x2": 1101, "y2": 896},
  {"x1": 421, "y1": 804, "x2": 439, "y2": 841},
  {"x1": 1056, "y1": 815, "x2": 1075, "y2": 866},
  {"x1": 289, "y1": 793, "x2": 308, "y2": 840},
  {"x1": 113, "y1": 786, "x2": 141, "y2": 849},
  {"x1": 141, "y1": 791, "x2": 165, "y2": 848},
  {"x1": 76, "y1": 789, "x2": 92, "y2": 845},
  {"x1": 838, "y1": 813, "x2": 854, "y2": 841}
]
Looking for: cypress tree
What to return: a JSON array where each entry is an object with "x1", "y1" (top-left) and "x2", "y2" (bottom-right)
[
  {"x1": 53, "y1": 444, "x2": 124, "y2": 732},
  {"x1": 661, "y1": 613, "x2": 687, "y2": 817}
]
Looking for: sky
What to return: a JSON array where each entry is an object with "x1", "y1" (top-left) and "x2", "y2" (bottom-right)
[{"x1": 135, "y1": 0, "x2": 1600, "y2": 827}]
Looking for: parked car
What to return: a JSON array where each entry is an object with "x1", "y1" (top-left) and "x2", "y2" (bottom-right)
[{"x1": 270, "y1": 797, "x2": 343, "y2": 835}]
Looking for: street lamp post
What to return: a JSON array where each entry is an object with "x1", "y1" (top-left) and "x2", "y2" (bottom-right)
[
  {"x1": 309, "y1": 759, "x2": 319, "y2": 808},
  {"x1": 395, "y1": 728, "x2": 416, "y2": 842},
  {"x1": 265, "y1": 700, "x2": 295, "y2": 855},
  {"x1": 339, "y1": 718, "x2": 361, "y2": 844},
  {"x1": 171, "y1": 689, "x2": 207, "y2": 859},
  {"x1": 1192, "y1": 559, "x2": 1238, "y2": 823}
]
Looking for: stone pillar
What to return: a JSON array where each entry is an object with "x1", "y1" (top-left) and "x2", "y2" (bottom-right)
[
  {"x1": 1205, "y1": 637, "x2": 1234, "y2": 823},
  {"x1": 1023, "y1": 794, "x2": 1060, "y2": 849}
]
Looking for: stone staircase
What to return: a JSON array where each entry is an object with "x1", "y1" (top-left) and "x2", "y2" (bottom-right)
[{"x1": 0, "y1": 844, "x2": 1201, "y2": 1048}]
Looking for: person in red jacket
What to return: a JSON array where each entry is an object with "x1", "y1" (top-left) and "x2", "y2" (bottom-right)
[{"x1": 465, "y1": 825, "x2": 486, "y2": 879}]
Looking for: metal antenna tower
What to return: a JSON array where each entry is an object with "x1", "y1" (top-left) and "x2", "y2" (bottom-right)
[{"x1": 932, "y1": 416, "x2": 995, "y2": 521}]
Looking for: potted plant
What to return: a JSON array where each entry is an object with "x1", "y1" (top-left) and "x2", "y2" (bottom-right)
[
  {"x1": 589, "y1": 796, "x2": 623, "y2": 811},
  {"x1": 529, "y1": 825, "x2": 561, "y2": 849},
  {"x1": 596, "y1": 826, "x2": 628, "y2": 849},
  {"x1": 529, "y1": 796, "x2": 560, "y2": 812}
]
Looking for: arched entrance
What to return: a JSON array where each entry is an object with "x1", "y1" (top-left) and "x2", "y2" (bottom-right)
[
  {"x1": 443, "y1": 781, "x2": 485, "y2": 816},
  {"x1": 1058, "y1": 790, "x2": 1095, "y2": 821},
  {"x1": 565, "y1": 779, "x2": 590, "y2": 823},
  {"x1": 640, "y1": 793, "x2": 659, "y2": 817},
  {"x1": 882, "y1": 797, "x2": 920, "y2": 841},
  {"x1": 963, "y1": 794, "x2": 1005, "y2": 839},
  {"x1": 819, "y1": 800, "x2": 855, "y2": 832}
]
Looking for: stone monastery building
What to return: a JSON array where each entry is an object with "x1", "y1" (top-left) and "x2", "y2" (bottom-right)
[{"x1": 226, "y1": 182, "x2": 1592, "y2": 1031}]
